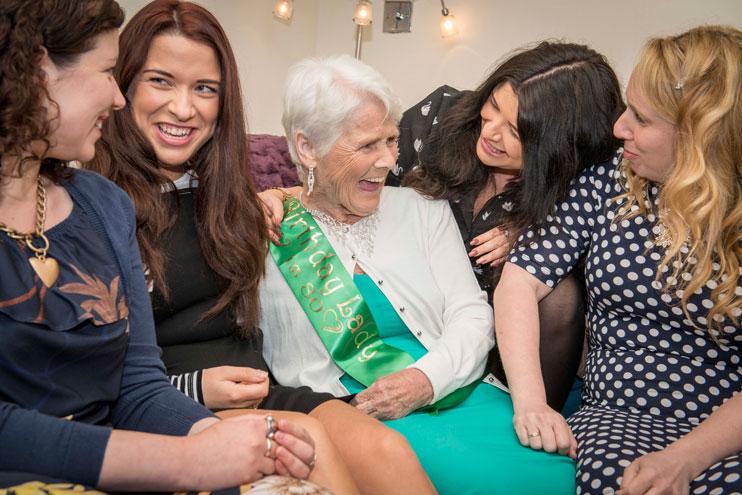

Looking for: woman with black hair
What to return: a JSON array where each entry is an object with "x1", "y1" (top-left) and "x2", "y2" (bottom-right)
[{"x1": 399, "y1": 41, "x2": 625, "y2": 411}]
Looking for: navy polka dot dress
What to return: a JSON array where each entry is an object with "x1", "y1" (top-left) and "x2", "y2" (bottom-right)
[{"x1": 510, "y1": 150, "x2": 741, "y2": 494}]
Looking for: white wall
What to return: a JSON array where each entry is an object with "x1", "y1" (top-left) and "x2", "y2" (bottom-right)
[
  {"x1": 118, "y1": 0, "x2": 742, "y2": 135},
  {"x1": 118, "y1": 0, "x2": 320, "y2": 134}
]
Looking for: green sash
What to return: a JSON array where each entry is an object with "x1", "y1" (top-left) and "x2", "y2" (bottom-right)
[{"x1": 269, "y1": 196, "x2": 477, "y2": 412}]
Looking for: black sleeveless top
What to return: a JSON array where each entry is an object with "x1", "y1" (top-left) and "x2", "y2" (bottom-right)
[{"x1": 151, "y1": 187, "x2": 333, "y2": 413}]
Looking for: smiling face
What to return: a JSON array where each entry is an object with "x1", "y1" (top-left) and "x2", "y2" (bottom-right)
[
  {"x1": 131, "y1": 34, "x2": 221, "y2": 179},
  {"x1": 308, "y1": 97, "x2": 399, "y2": 222},
  {"x1": 43, "y1": 29, "x2": 125, "y2": 162},
  {"x1": 476, "y1": 82, "x2": 523, "y2": 174},
  {"x1": 613, "y1": 74, "x2": 676, "y2": 183}
]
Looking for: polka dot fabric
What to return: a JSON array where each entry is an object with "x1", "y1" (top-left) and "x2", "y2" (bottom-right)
[{"x1": 510, "y1": 150, "x2": 741, "y2": 494}]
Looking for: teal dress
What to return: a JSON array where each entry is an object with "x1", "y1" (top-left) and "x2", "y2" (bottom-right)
[{"x1": 342, "y1": 275, "x2": 576, "y2": 494}]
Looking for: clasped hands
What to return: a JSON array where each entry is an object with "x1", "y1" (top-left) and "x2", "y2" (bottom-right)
[
  {"x1": 186, "y1": 365, "x2": 316, "y2": 486},
  {"x1": 187, "y1": 414, "x2": 317, "y2": 486},
  {"x1": 202, "y1": 365, "x2": 270, "y2": 410},
  {"x1": 351, "y1": 368, "x2": 434, "y2": 420}
]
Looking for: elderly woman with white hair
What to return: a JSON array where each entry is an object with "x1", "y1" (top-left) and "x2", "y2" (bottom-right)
[{"x1": 260, "y1": 55, "x2": 576, "y2": 494}]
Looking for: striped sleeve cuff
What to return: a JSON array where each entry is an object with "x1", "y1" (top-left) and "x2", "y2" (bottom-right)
[{"x1": 169, "y1": 370, "x2": 205, "y2": 405}]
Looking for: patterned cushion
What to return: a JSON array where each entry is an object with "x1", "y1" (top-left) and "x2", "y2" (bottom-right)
[{"x1": 247, "y1": 134, "x2": 300, "y2": 191}]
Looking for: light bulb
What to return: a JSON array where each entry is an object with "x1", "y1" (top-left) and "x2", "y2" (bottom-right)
[
  {"x1": 353, "y1": 1, "x2": 373, "y2": 26},
  {"x1": 439, "y1": 13, "x2": 458, "y2": 37},
  {"x1": 273, "y1": 0, "x2": 293, "y2": 21}
]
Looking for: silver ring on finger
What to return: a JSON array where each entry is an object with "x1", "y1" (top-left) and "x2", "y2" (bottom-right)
[
  {"x1": 264, "y1": 414, "x2": 277, "y2": 437},
  {"x1": 528, "y1": 431, "x2": 541, "y2": 438},
  {"x1": 309, "y1": 453, "x2": 317, "y2": 470},
  {"x1": 264, "y1": 437, "x2": 274, "y2": 458}
]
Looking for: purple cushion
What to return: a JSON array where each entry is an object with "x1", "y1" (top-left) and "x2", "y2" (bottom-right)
[{"x1": 247, "y1": 134, "x2": 300, "y2": 191}]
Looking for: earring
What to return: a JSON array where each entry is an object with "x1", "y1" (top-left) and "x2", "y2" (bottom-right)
[{"x1": 306, "y1": 168, "x2": 315, "y2": 196}]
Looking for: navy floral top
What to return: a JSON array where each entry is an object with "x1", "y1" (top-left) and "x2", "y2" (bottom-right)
[
  {"x1": 1, "y1": 170, "x2": 211, "y2": 486},
  {"x1": 0, "y1": 189, "x2": 130, "y2": 423}
]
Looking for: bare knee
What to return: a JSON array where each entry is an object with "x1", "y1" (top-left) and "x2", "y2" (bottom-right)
[
  {"x1": 371, "y1": 424, "x2": 415, "y2": 460},
  {"x1": 293, "y1": 413, "x2": 329, "y2": 444}
]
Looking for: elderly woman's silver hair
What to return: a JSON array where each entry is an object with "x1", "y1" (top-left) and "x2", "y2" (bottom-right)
[{"x1": 282, "y1": 54, "x2": 402, "y2": 178}]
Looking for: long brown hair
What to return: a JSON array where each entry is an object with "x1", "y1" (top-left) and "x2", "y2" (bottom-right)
[
  {"x1": 0, "y1": 0, "x2": 124, "y2": 183},
  {"x1": 87, "y1": 0, "x2": 267, "y2": 335},
  {"x1": 404, "y1": 42, "x2": 624, "y2": 236}
]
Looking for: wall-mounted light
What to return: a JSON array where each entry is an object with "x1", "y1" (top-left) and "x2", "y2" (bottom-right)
[
  {"x1": 353, "y1": 1, "x2": 373, "y2": 60},
  {"x1": 439, "y1": 0, "x2": 458, "y2": 38},
  {"x1": 353, "y1": 1, "x2": 373, "y2": 26},
  {"x1": 273, "y1": 0, "x2": 293, "y2": 21}
]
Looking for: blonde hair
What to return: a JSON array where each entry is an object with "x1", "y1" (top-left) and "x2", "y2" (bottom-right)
[{"x1": 616, "y1": 25, "x2": 741, "y2": 332}]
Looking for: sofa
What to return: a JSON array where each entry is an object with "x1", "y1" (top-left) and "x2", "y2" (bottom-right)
[{"x1": 247, "y1": 133, "x2": 300, "y2": 191}]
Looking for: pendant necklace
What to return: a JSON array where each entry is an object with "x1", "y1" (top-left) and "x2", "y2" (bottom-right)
[{"x1": 0, "y1": 175, "x2": 60, "y2": 287}]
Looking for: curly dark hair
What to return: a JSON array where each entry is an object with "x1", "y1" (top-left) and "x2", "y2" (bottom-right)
[
  {"x1": 88, "y1": 0, "x2": 268, "y2": 337},
  {"x1": 0, "y1": 0, "x2": 124, "y2": 182},
  {"x1": 404, "y1": 41, "x2": 625, "y2": 236}
]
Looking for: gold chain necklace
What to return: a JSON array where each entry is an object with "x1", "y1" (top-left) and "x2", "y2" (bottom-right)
[{"x1": 0, "y1": 175, "x2": 60, "y2": 287}]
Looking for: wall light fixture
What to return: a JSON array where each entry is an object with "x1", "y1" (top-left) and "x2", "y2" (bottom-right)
[
  {"x1": 353, "y1": 1, "x2": 373, "y2": 59},
  {"x1": 439, "y1": 0, "x2": 458, "y2": 38},
  {"x1": 273, "y1": 0, "x2": 293, "y2": 21}
]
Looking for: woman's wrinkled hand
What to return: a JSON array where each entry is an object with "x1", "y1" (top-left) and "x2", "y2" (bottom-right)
[
  {"x1": 617, "y1": 449, "x2": 696, "y2": 495},
  {"x1": 202, "y1": 365, "x2": 270, "y2": 410},
  {"x1": 351, "y1": 368, "x2": 433, "y2": 420},
  {"x1": 469, "y1": 225, "x2": 512, "y2": 267},
  {"x1": 512, "y1": 399, "x2": 577, "y2": 459}
]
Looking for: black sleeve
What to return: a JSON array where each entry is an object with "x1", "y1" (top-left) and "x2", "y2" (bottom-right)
[
  {"x1": 260, "y1": 382, "x2": 337, "y2": 414},
  {"x1": 388, "y1": 84, "x2": 462, "y2": 186}
]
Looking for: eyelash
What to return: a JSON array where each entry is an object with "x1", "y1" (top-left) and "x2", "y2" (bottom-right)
[
  {"x1": 361, "y1": 137, "x2": 398, "y2": 150},
  {"x1": 632, "y1": 109, "x2": 647, "y2": 125},
  {"x1": 490, "y1": 95, "x2": 519, "y2": 139},
  {"x1": 147, "y1": 78, "x2": 218, "y2": 95},
  {"x1": 196, "y1": 84, "x2": 218, "y2": 95}
]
